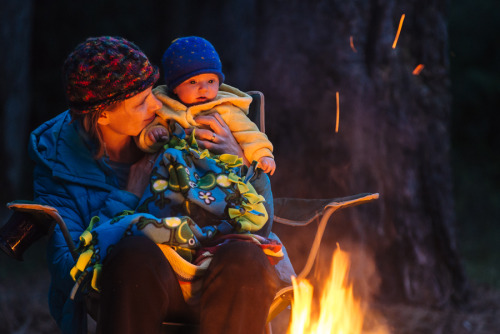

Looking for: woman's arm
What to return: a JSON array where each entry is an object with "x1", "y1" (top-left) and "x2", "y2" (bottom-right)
[
  {"x1": 33, "y1": 162, "x2": 148, "y2": 300},
  {"x1": 125, "y1": 152, "x2": 161, "y2": 197}
]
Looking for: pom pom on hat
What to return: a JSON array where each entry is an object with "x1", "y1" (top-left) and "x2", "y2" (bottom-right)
[
  {"x1": 162, "y1": 36, "x2": 225, "y2": 90},
  {"x1": 63, "y1": 36, "x2": 159, "y2": 114}
]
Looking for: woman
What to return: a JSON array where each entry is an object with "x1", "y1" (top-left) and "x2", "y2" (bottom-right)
[{"x1": 30, "y1": 36, "x2": 281, "y2": 334}]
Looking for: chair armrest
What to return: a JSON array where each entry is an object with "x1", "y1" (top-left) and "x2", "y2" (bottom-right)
[
  {"x1": 0, "y1": 201, "x2": 77, "y2": 261},
  {"x1": 272, "y1": 193, "x2": 380, "y2": 279},
  {"x1": 273, "y1": 193, "x2": 379, "y2": 226}
]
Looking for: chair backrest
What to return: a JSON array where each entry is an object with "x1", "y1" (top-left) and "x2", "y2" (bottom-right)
[{"x1": 246, "y1": 91, "x2": 266, "y2": 134}]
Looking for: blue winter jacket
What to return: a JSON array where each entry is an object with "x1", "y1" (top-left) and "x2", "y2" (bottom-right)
[
  {"x1": 29, "y1": 111, "x2": 143, "y2": 333},
  {"x1": 29, "y1": 110, "x2": 293, "y2": 333}
]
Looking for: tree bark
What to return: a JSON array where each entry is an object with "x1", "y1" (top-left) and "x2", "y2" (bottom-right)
[{"x1": 244, "y1": 0, "x2": 467, "y2": 306}]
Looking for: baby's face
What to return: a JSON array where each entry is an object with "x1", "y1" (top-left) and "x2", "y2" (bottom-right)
[{"x1": 173, "y1": 73, "x2": 220, "y2": 106}]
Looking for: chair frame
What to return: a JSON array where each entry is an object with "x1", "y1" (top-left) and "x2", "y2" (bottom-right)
[{"x1": 0, "y1": 91, "x2": 379, "y2": 334}]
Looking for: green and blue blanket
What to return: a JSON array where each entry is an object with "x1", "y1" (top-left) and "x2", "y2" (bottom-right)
[{"x1": 70, "y1": 124, "x2": 282, "y2": 302}]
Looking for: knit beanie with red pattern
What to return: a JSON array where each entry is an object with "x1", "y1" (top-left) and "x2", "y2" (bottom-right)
[{"x1": 63, "y1": 36, "x2": 159, "y2": 114}]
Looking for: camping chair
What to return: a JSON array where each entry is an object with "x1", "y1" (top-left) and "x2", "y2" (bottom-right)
[{"x1": 0, "y1": 91, "x2": 379, "y2": 334}]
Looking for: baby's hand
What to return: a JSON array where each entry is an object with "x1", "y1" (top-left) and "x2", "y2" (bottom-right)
[
  {"x1": 147, "y1": 126, "x2": 169, "y2": 144},
  {"x1": 257, "y1": 157, "x2": 276, "y2": 175}
]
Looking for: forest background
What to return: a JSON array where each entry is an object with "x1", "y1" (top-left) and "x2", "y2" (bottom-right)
[{"x1": 0, "y1": 0, "x2": 499, "y2": 333}]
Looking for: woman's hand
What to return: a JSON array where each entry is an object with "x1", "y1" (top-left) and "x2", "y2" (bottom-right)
[
  {"x1": 125, "y1": 152, "x2": 161, "y2": 197},
  {"x1": 187, "y1": 113, "x2": 250, "y2": 166}
]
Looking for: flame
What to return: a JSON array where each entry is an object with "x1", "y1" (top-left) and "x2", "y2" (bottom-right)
[
  {"x1": 288, "y1": 245, "x2": 389, "y2": 334},
  {"x1": 412, "y1": 64, "x2": 425, "y2": 75},
  {"x1": 392, "y1": 14, "x2": 405, "y2": 49},
  {"x1": 350, "y1": 36, "x2": 358, "y2": 53},
  {"x1": 335, "y1": 91, "x2": 340, "y2": 133}
]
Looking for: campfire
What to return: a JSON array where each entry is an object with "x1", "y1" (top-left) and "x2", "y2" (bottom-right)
[{"x1": 287, "y1": 245, "x2": 390, "y2": 334}]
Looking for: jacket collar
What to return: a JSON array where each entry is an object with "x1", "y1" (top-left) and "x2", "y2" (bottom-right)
[
  {"x1": 29, "y1": 111, "x2": 116, "y2": 190},
  {"x1": 153, "y1": 84, "x2": 252, "y2": 114}
]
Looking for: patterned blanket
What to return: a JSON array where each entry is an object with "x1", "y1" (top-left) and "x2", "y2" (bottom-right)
[
  {"x1": 136, "y1": 123, "x2": 269, "y2": 234},
  {"x1": 70, "y1": 124, "x2": 283, "y2": 302}
]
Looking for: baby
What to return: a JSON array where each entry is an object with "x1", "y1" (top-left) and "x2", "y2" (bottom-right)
[{"x1": 136, "y1": 36, "x2": 276, "y2": 174}]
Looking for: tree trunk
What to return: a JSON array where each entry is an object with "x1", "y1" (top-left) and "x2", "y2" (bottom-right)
[
  {"x1": 245, "y1": 0, "x2": 467, "y2": 306},
  {"x1": 0, "y1": 0, "x2": 33, "y2": 206}
]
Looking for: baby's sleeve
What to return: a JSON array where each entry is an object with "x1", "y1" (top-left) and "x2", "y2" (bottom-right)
[
  {"x1": 135, "y1": 116, "x2": 170, "y2": 153},
  {"x1": 216, "y1": 105, "x2": 274, "y2": 163}
]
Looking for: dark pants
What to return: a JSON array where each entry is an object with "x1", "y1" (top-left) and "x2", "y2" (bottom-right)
[{"x1": 96, "y1": 236, "x2": 279, "y2": 334}]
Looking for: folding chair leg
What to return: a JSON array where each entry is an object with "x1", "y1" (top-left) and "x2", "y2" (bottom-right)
[{"x1": 265, "y1": 322, "x2": 273, "y2": 334}]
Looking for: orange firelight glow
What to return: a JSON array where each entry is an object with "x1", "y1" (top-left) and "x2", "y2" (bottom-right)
[
  {"x1": 392, "y1": 14, "x2": 405, "y2": 49},
  {"x1": 287, "y1": 245, "x2": 389, "y2": 334},
  {"x1": 350, "y1": 36, "x2": 358, "y2": 53},
  {"x1": 412, "y1": 64, "x2": 425, "y2": 75},
  {"x1": 335, "y1": 92, "x2": 340, "y2": 133}
]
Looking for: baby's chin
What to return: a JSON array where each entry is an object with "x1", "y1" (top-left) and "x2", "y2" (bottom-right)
[{"x1": 186, "y1": 97, "x2": 214, "y2": 106}]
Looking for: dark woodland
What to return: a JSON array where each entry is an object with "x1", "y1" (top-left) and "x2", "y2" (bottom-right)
[{"x1": 0, "y1": 0, "x2": 499, "y2": 333}]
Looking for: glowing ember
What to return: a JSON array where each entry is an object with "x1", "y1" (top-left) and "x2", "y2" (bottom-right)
[
  {"x1": 412, "y1": 64, "x2": 425, "y2": 75},
  {"x1": 392, "y1": 14, "x2": 405, "y2": 49},
  {"x1": 288, "y1": 245, "x2": 389, "y2": 334},
  {"x1": 335, "y1": 92, "x2": 340, "y2": 133},
  {"x1": 350, "y1": 36, "x2": 358, "y2": 53}
]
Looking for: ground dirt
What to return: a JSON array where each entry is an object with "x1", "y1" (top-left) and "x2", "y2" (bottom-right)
[
  {"x1": 376, "y1": 286, "x2": 500, "y2": 334},
  {"x1": 0, "y1": 268, "x2": 499, "y2": 334}
]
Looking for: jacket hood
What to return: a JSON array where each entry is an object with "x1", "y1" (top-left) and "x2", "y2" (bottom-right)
[{"x1": 29, "y1": 111, "x2": 115, "y2": 190}]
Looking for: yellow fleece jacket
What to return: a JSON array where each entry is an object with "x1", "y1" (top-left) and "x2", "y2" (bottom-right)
[{"x1": 137, "y1": 84, "x2": 274, "y2": 163}]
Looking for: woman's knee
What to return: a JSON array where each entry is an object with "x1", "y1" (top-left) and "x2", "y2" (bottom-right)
[
  {"x1": 209, "y1": 241, "x2": 278, "y2": 285},
  {"x1": 101, "y1": 236, "x2": 167, "y2": 280}
]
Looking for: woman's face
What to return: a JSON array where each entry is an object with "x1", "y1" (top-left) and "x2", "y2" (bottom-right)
[{"x1": 100, "y1": 87, "x2": 161, "y2": 137}]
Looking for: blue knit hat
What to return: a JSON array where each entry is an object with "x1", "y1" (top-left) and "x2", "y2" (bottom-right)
[{"x1": 162, "y1": 36, "x2": 225, "y2": 90}]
